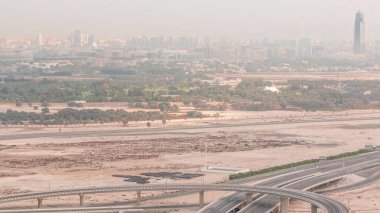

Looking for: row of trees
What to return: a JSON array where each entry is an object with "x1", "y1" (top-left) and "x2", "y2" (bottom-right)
[
  {"x1": 0, "y1": 108, "x2": 206, "y2": 125},
  {"x1": 2, "y1": 78, "x2": 380, "y2": 111},
  {"x1": 129, "y1": 102, "x2": 179, "y2": 112},
  {"x1": 0, "y1": 109, "x2": 164, "y2": 125}
]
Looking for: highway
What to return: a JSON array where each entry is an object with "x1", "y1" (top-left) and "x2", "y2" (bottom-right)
[
  {"x1": 317, "y1": 169, "x2": 380, "y2": 194},
  {"x1": 0, "y1": 185, "x2": 349, "y2": 213},
  {"x1": 200, "y1": 151, "x2": 380, "y2": 213},
  {"x1": 0, "y1": 204, "x2": 201, "y2": 213},
  {"x1": 199, "y1": 169, "x2": 321, "y2": 213},
  {"x1": 0, "y1": 204, "x2": 207, "y2": 213},
  {"x1": 0, "y1": 206, "x2": 145, "y2": 213},
  {"x1": 0, "y1": 116, "x2": 380, "y2": 141},
  {"x1": 238, "y1": 158, "x2": 380, "y2": 213}
]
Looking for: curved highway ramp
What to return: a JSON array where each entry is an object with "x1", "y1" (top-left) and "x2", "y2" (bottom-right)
[{"x1": 0, "y1": 184, "x2": 349, "y2": 213}]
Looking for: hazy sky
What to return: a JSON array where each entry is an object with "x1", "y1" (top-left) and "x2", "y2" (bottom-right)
[{"x1": 1, "y1": 0, "x2": 379, "y2": 40}]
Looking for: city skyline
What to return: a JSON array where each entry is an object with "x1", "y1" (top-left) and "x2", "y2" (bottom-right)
[
  {"x1": 0, "y1": 0, "x2": 380, "y2": 40},
  {"x1": 1, "y1": 2, "x2": 380, "y2": 213}
]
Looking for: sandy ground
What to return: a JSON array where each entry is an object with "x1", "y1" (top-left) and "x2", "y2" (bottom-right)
[{"x1": 0, "y1": 110, "x2": 379, "y2": 209}]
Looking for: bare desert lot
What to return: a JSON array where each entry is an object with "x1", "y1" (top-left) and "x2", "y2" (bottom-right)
[{"x1": 0, "y1": 110, "x2": 380, "y2": 210}]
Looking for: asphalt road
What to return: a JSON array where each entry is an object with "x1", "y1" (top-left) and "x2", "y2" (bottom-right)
[
  {"x1": 0, "y1": 116, "x2": 379, "y2": 141},
  {"x1": 317, "y1": 169, "x2": 380, "y2": 194},
  {"x1": 238, "y1": 158, "x2": 380, "y2": 213},
  {"x1": 201, "y1": 151, "x2": 380, "y2": 213},
  {"x1": 0, "y1": 185, "x2": 348, "y2": 213}
]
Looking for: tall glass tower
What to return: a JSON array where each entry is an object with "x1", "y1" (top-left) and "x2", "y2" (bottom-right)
[{"x1": 354, "y1": 11, "x2": 365, "y2": 54}]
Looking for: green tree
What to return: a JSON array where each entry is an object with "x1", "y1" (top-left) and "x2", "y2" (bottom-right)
[
  {"x1": 16, "y1": 100, "x2": 22, "y2": 107},
  {"x1": 146, "y1": 121, "x2": 152, "y2": 127}
]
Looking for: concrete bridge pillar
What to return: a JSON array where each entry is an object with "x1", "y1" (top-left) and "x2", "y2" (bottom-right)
[
  {"x1": 79, "y1": 194, "x2": 84, "y2": 206},
  {"x1": 311, "y1": 204, "x2": 318, "y2": 213},
  {"x1": 37, "y1": 198, "x2": 43, "y2": 208},
  {"x1": 136, "y1": 190, "x2": 142, "y2": 203},
  {"x1": 280, "y1": 197, "x2": 289, "y2": 213},
  {"x1": 245, "y1": 192, "x2": 253, "y2": 204},
  {"x1": 199, "y1": 190, "x2": 205, "y2": 208}
]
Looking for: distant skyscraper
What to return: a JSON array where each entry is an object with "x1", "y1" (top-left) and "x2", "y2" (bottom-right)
[
  {"x1": 354, "y1": 11, "x2": 365, "y2": 54},
  {"x1": 0, "y1": 37, "x2": 7, "y2": 48},
  {"x1": 70, "y1": 30, "x2": 90, "y2": 47},
  {"x1": 36, "y1": 34, "x2": 44, "y2": 47},
  {"x1": 88, "y1": 35, "x2": 95, "y2": 47},
  {"x1": 297, "y1": 38, "x2": 314, "y2": 58},
  {"x1": 72, "y1": 30, "x2": 81, "y2": 47},
  {"x1": 81, "y1": 33, "x2": 89, "y2": 45},
  {"x1": 72, "y1": 30, "x2": 83, "y2": 47}
]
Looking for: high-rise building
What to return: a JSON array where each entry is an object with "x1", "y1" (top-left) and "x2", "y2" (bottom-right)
[
  {"x1": 354, "y1": 11, "x2": 365, "y2": 54},
  {"x1": 297, "y1": 38, "x2": 314, "y2": 58},
  {"x1": 36, "y1": 34, "x2": 44, "y2": 47},
  {"x1": 88, "y1": 35, "x2": 95, "y2": 47},
  {"x1": 375, "y1": 40, "x2": 380, "y2": 51},
  {"x1": 81, "y1": 33, "x2": 89, "y2": 45},
  {"x1": 70, "y1": 30, "x2": 90, "y2": 47},
  {"x1": 72, "y1": 30, "x2": 82, "y2": 47},
  {"x1": 72, "y1": 30, "x2": 84, "y2": 47},
  {"x1": 0, "y1": 37, "x2": 8, "y2": 48}
]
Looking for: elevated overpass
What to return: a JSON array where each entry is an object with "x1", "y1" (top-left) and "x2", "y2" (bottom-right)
[
  {"x1": 200, "y1": 151, "x2": 380, "y2": 213},
  {"x1": 235, "y1": 160, "x2": 380, "y2": 213},
  {"x1": 0, "y1": 184, "x2": 349, "y2": 213}
]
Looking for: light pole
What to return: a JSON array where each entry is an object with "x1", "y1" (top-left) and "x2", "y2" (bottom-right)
[
  {"x1": 205, "y1": 141, "x2": 208, "y2": 170},
  {"x1": 202, "y1": 140, "x2": 208, "y2": 185}
]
